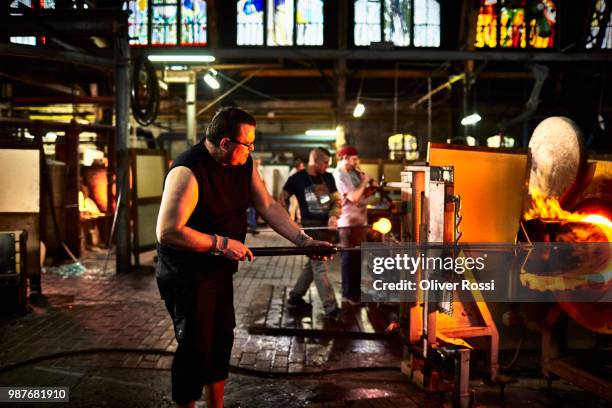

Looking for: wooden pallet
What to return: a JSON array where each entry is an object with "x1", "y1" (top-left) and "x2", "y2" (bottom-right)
[{"x1": 248, "y1": 285, "x2": 394, "y2": 340}]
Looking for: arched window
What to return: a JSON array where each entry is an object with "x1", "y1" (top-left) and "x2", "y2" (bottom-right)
[
  {"x1": 354, "y1": 0, "x2": 441, "y2": 47},
  {"x1": 125, "y1": 0, "x2": 208, "y2": 46},
  {"x1": 237, "y1": 0, "x2": 324, "y2": 46},
  {"x1": 475, "y1": 0, "x2": 557, "y2": 49}
]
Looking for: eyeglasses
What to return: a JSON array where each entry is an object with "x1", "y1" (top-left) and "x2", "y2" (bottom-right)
[{"x1": 230, "y1": 139, "x2": 255, "y2": 150}]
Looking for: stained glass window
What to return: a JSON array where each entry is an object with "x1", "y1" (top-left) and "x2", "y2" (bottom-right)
[
  {"x1": 499, "y1": 0, "x2": 526, "y2": 48},
  {"x1": 529, "y1": 0, "x2": 556, "y2": 48},
  {"x1": 354, "y1": 0, "x2": 440, "y2": 47},
  {"x1": 125, "y1": 0, "x2": 208, "y2": 47},
  {"x1": 267, "y1": 0, "x2": 294, "y2": 45},
  {"x1": 181, "y1": 0, "x2": 207, "y2": 45},
  {"x1": 9, "y1": 0, "x2": 55, "y2": 45},
  {"x1": 238, "y1": 0, "x2": 265, "y2": 45},
  {"x1": 354, "y1": 0, "x2": 382, "y2": 46},
  {"x1": 11, "y1": 0, "x2": 56, "y2": 8},
  {"x1": 475, "y1": 0, "x2": 556, "y2": 49},
  {"x1": 605, "y1": 17, "x2": 612, "y2": 48},
  {"x1": 413, "y1": 0, "x2": 440, "y2": 47},
  {"x1": 586, "y1": 0, "x2": 611, "y2": 49},
  {"x1": 475, "y1": 0, "x2": 497, "y2": 48},
  {"x1": 126, "y1": 0, "x2": 149, "y2": 45},
  {"x1": 152, "y1": 1, "x2": 178, "y2": 46},
  {"x1": 384, "y1": 0, "x2": 411, "y2": 46},
  {"x1": 296, "y1": 0, "x2": 324, "y2": 45},
  {"x1": 238, "y1": 0, "x2": 324, "y2": 46}
]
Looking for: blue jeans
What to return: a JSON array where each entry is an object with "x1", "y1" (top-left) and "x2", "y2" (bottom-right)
[
  {"x1": 247, "y1": 206, "x2": 257, "y2": 230},
  {"x1": 339, "y1": 227, "x2": 366, "y2": 300}
]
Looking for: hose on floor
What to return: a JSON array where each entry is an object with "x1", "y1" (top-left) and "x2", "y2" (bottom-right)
[{"x1": 0, "y1": 348, "x2": 399, "y2": 378}]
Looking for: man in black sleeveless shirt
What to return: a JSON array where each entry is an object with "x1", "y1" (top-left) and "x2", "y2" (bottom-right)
[{"x1": 156, "y1": 107, "x2": 330, "y2": 408}]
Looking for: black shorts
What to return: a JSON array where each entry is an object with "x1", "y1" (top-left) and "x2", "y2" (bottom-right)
[{"x1": 157, "y1": 254, "x2": 236, "y2": 404}]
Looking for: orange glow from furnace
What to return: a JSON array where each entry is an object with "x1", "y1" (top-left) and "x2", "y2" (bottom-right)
[
  {"x1": 373, "y1": 218, "x2": 392, "y2": 235},
  {"x1": 521, "y1": 189, "x2": 612, "y2": 294},
  {"x1": 525, "y1": 190, "x2": 612, "y2": 241},
  {"x1": 523, "y1": 190, "x2": 612, "y2": 335},
  {"x1": 79, "y1": 191, "x2": 103, "y2": 216},
  {"x1": 581, "y1": 214, "x2": 612, "y2": 229},
  {"x1": 525, "y1": 190, "x2": 583, "y2": 222}
]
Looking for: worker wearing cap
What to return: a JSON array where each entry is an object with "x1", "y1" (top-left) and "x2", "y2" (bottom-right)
[
  {"x1": 333, "y1": 146, "x2": 378, "y2": 304},
  {"x1": 156, "y1": 107, "x2": 331, "y2": 408}
]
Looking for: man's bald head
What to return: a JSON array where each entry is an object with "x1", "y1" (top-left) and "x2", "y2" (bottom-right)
[
  {"x1": 309, "y1": 147, "x2": 331, "y2": 163},
  {"x1": 308, "y1": 147, "x2": 332, "y2": 175}
]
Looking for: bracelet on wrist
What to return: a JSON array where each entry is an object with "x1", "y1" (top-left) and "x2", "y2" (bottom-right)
[
  {"x1": 211, "y1": 234, "x2": 220, "y2": 255},
  {"x1": 295, "y1": 232, "x2": 313, "y2": 247}
]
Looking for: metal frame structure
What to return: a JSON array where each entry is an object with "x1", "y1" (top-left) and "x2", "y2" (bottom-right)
[
  {"x1": 0, "y1": 8, "x2": 132, "y2": 273},
  {"x1": 396, "y1": 164, "x2": 504, "y2": 407}
]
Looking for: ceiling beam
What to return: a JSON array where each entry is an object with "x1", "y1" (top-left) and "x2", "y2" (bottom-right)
[
  {"x1": 0, "y1": 116, "x2": 114, "y2": 133},
  {"x1": 0, "y1": 10, "x2": 128, "y2": 37},
  {"x1": 259, "y1": 134, "x2": 337, "y2": 142},
  {"x1": 0, "y1": 70, "x2": 86, "y2": 95},
  {"x1": 11, "y1": 96, "x2": 114, "y2": 105},
  {"x1": 236, "y1": 100, "x2": 333, "y2": 110},
  {"x1": 209, "y1": 48, "x2": 612, "y2": 62},
  {"x1": 238, "y1": 69, "x2": 536, "y2": 79},
  {"x1": 0, "y1": 43, "x2": 113, "y2": 71}
]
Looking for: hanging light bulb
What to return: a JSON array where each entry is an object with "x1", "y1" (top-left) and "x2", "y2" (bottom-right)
[
  {"x1": 460, "y1": 113, "x2": 481, "y2": 126},
  {"x1": 354, "y1": 75, "x2": 366, "y2": 118},
  {"x1": 353, "y1": 102, "x2": 365, "y2": 118},
  {"x1": 203, "y1": 68, "x2": 220, "y2": 89}
]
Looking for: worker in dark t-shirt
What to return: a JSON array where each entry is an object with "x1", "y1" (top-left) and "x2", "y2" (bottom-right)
[
  {"x1": 279, "y1": 147, "x2": 343, "y2": 319},
  {"x1": 156, "y1": 108, "x2": 331, "y2": 408}
]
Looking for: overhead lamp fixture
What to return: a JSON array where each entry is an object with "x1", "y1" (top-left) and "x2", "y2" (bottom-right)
[
  {"x1": 461, "y1": 113, "x2": 482, "y2": 126},
  {"x1": 168, "y1": 65, "x2": 189, "y2": 71},
  {"x1": 353, "y1": 102, "x2": 365, "y2": 118},
  {"x1": 203, "y1": 68, "x2": 220, "y2": 90},
  {"x1": 147, "y1": 55, "x2": 215, "y2": 63},
  {"x1": 353, "y1": 75, "x2": 366, "y2": 118},
  {"x1": 305, "y1": 129, "x2": 338, "y2": 137}
]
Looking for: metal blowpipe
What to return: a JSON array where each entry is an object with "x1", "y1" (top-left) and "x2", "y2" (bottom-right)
[
  {"x1": 254, "y1": 224, "x2": 370, "y2": 233},
  {"x1": 249, "y1": 246, "x2": 361, "y2": 257},
  {"x1": 249, "y1": 243, "x2": 532, "y2": 257}
]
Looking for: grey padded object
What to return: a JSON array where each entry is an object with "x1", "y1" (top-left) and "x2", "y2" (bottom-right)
[{"x1": 527, "y1": 116, "x2": 585, "y2": 201}]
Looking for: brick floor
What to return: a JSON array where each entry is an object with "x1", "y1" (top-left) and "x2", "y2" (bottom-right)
[
  {"x1": 0, "y1": 233, "x2": 603, "y2": 407},
  {"x1": 0, "y1": 232, "x2": 400, "y2": 375}
]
